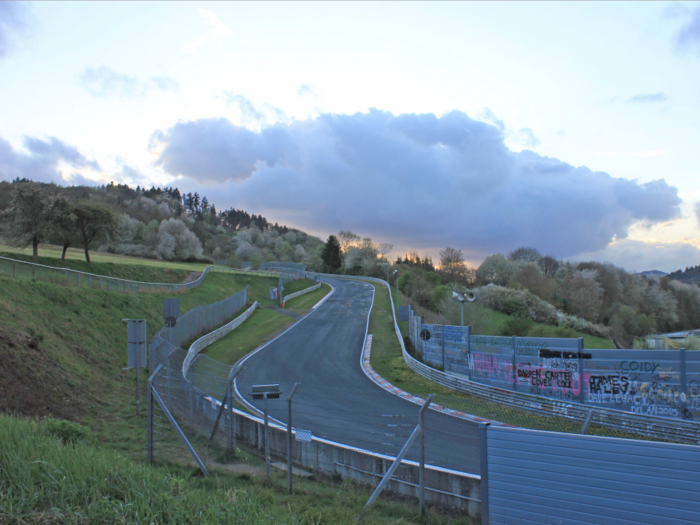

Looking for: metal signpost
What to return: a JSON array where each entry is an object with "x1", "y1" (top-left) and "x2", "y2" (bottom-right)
[
  {"x1": 163, "y1": 298, "x2": 180, "y2": 328},
  {"x1": 249, "y1": 384, "x2": 282, "y2": 476},
  {"x1": 124, "y1": 319, "x2": 147, "y2": 416}
]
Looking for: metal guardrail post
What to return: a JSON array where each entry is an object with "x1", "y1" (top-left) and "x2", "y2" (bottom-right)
[
  {"x1": 419, "y1": 394, "x2": 435, "y2": 514},
  {"x1": 578, "y1": 337, "x2": 585, "y2": 403},
  {"x1": 581, "y1": 409, "x2": 594, "y2": 434},
  {"x1": 288, "y1": 382, "x2": 300, "y2": 494},
  {"x1": 479, "y1": 422, "x2": 490, "y2": 525},
  {"x1": 365, "y1": 395, "x2": 434, "y2": 510}
]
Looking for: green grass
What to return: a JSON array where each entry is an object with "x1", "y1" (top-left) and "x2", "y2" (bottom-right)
[
  {"x1": 0, "y1": 242, "x2": 209, "y2": 273},
  {"x1": 285, "y1": 282, "x2": 332, "y2": 311},
  {"x1": 204, "y1": 308, "x2": 295, "y2": 365},
  {"x1": 0, "y1": 415, "x2": 473, "y2": 524},
  {"x1": 204, "y1": 283, "x2": 332, "y2": 365},
  {"x1": 463, "y1": 303, "x2": 614, "y2": 349},
  {"x1": 282, "y1": 278, "x2": 317, "y2": 297},
  {"x1": 0, "y1": 258, "x2": 472, "y2": 524},
  {"x1": 366, "y1": 281, "x2": 641, "y2": 439}
]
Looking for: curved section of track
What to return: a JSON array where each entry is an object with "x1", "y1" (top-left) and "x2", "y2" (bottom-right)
[{"x1": 235, "y1": 277, "x2": 480, "y2": 474}]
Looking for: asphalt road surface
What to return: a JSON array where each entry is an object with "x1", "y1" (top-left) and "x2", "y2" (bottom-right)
[{"x1": 234, "y1": 277, "x2": 481, "y2": 474}]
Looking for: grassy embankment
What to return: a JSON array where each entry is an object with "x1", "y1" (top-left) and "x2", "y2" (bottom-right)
[
  {"x1": 369, "y1": 281, "x2": 637, "y2": 438},
  {"x1": 0, "y1": 242, "x2": 209, "y2": 273},
  {"x1": 4, "y1": 252, "x2": 444, "y2": 524},
  {"x1": 205, "y1": 282, "x2": 332, "y2": 366}
]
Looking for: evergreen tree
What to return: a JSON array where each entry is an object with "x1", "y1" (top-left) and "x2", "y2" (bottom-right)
[{"x1": 321, "y1": 235, "x2": 342, "y2": 273}]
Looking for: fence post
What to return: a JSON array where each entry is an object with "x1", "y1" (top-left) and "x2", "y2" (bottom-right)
[
  {"x1": 419, "y1": 394, "x2": 435, "y2": 514},
  {"x1": 441, "y1": 325, "x2": 446, "y2": 371},
  {"x1": 264, "y1": 393, "x2": 271, "y2": 477},
  {"x1": 467, "y1": 325, "x2": 472, "y2": 380},
  {"x1": 147, "y1": 365, "x2": 163, "y2": 464},
  {"x1": 32, "y1": 264, "x2": 35, "y2": 279},
  {"x1": 511, "y1": 336, "x2": 517, "y2": 391},
  {"x1": 189, "y1": 368, "x2": 195, "y2": 433},
  {"x1": 578, "y1": 337, "x2": 585, "y2": 404},
  {"x1": 680, "y1": 347, "x2": 687, "y2": 407},
  {"x1": 288, "y1": 382, "x2": 300, "y2": 494},
  {"x1": 479, "y1": 422, "x2": 490, "y2": 525},
  {"x1": 12, "y1": 263, "x2": 15, "y2": 278}
]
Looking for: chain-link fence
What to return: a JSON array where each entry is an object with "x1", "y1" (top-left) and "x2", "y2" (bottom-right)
[
  {"x1": 0, "y1": 255, "x2": 280, "y2": 293},
  {"x1": 147, "y1": 341, "x2": 483, "y2": 520}
]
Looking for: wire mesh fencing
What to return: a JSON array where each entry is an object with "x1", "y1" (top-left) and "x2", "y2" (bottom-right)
[{"x1": 147, "y1": 338, "x2": 483, "y2": 520}]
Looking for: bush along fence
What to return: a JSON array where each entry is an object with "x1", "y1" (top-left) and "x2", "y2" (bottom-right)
[{"x1": 0, "y1": 255, "x2": 281, "y2": 293}]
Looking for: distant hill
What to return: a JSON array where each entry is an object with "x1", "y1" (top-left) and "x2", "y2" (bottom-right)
[
  {"x1": 669, "y1": 266, "x2": 700, "y2": 286},
  {"x1": 637, "y1": 270, "x2": 668, "y2": 277}
]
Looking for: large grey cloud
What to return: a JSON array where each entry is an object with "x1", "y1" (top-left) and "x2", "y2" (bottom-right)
[
  {"x1": 0, "y1": 1, "x2": 28, "y2": 59},
  {"x1": 81, "y1": 66, "x2": 179, "y2": 98},
  {"x1": 572, "y1": 239, "x2": 700, "y2": 274},
  {"x1": 0, "y1": 135, "x2": 101, "y2": 183},
  {"x1": 676, "y1": 4, "x2": 700, "y2": 54},
  {"x1": 152, "y1": 109, "x2": 682, "y2": 259}
]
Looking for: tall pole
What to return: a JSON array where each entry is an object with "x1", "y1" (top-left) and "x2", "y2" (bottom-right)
[
  {"x1": 287, "y1": 382, "x2": 300, "y2": 494},
  {"x1": 419, "y1": 394, "x2": 435, "y2": 514},
  {"x1": 264, "y1": 393, "x2": 271, "y2": 477}
]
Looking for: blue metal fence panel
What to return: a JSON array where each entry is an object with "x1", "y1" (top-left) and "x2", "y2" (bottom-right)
[{"x1": 487, "y1": 426, "x2": 700, "y2": 525}]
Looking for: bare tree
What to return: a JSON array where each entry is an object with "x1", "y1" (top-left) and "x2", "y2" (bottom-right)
[
  {"x1": 337, "y1": 230, "x2": 360, "y2": 255},
  {"x1": 73, "y1": 202, "x2": 116, "y2": 264},
  {"x1": 53, "y1": 197, "x2": 78, "y2": 262},
  {"x1": 539, "y1": 255, "x2": 560, "y2": 278},
  {"x1": 0, "y1": 184, "x2": 63, "y2": 261},
  {"x1": 439, "y1": 247, "x2": 473, "y2": 285},
  {"x1": 507, "y1": 246, "x2": 542, "y2": 263}
]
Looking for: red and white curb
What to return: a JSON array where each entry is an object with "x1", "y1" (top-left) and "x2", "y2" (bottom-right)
[{"x1": 361, "y1": 334, "x2": 509, "y2": 425}]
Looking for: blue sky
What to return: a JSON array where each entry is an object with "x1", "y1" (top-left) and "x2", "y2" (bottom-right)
[{"x1": 1, "y1": 1, "x2": 700, "y2": 271}]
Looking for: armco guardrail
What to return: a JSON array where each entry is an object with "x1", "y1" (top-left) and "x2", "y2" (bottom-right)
[
  {"x1": 182, "y1": 301, "x2": 258, "y2": 377},
  {"x1": 0, "y1": 255, "x2": 282, "y2": 293},
  {"x1": 307, "y1": 272, "x2": 700, "y2": 444},
  {"x1": 282, "y1": 282, "x2": 321, "y2": 304}
]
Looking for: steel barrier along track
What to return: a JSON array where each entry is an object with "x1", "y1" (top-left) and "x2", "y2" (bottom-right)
[{"x1": 306, "y1": 272, "x2": 700, "y2": 445}]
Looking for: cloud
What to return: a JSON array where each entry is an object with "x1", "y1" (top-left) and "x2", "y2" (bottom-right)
[
  {"x1": 675, "y1": 4, "x2": 700, "y2": 54},
  {"x1": 298, "y1": 83, "x2": 317, "y2": 98},
  {"x1": 572, "y1": 238, "x2": 700, "y2": 274},
  {"x1": 479, "y1": 108, "x2": 540, "y2": 148},
  {"x1": 695, "y1": 202, "x2": 700, "y2": 226},
  {"x1": 151, "y1": 109, "x2": 682, "y2": 260},
  {"x1": 222, "y1": 92, "x2": 288, "y2": 128},
  {"x1": 0, "y1": 1, "x2": 29, "y2": 59},
  {"x1": 81, "y1": 66, "x2": 179, "y2": 99},
  {"x1": 0, "y1": 135, "x2": 101, "y2": 184},
  {"x1": 627, "y1": 93, "x2": 669, "y2": 104},
  {"x1": 182, "y1": 9, "x2": 231, "y2": 53}
]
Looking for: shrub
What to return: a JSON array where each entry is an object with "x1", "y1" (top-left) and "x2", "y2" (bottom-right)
[
  {"x1": 42, "y1": 419, "x2": 89, "y2": 443},
  {"x1": 501, "y1": 316, "x2": 534, "y2": 337}
]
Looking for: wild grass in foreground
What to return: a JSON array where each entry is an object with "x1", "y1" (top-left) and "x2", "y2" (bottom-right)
[{"x1": 0, "y1": 415, "x2": 473, "y2": 525}]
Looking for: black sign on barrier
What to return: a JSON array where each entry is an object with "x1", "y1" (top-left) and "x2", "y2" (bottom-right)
[
  {"x1": 163, "y1": 298, "x2": 180, "y2": 327},
  {"x1": 420, "y1": 329, "x2": 431, "y2": 341}
]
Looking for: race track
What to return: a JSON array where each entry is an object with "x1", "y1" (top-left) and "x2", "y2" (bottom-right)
[{"x1": 234, "y1": 277, "x2": 481, "y2": 474}]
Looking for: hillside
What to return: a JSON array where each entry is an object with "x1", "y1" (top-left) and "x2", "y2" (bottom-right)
[
  {"x1": 0, "y1": 179, "x2": 325, "y2": 270},
  {"x1": 669, "y1": 265, "x2": 700, "y2": 285}
]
